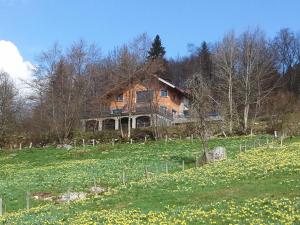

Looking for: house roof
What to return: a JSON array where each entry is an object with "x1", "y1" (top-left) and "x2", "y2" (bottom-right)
[{"x1": 101, "y1": 74, "x2": 187, "y2": 102}]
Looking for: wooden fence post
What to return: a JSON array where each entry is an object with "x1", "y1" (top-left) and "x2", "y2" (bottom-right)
[
  {"x1": 182, "y1": 160, "x2": 185, "y2": 171},
  {"x1": 92, "y1": 139, "x2": 95, "y2": 147},
  {"x1": 130, "y1": 139, "x2": 133, "y2": 144},
  {"x1": 19, "y1": 143, "x2": 22, "y2": 150},
  {"x1": 93, "y1": 176, "x2": 96, "y2": 188},
  {"x1": 82, "y1": 139, "x2": 85, "y2": 147},
  {"x1": 280, "y1": 136, "x2": 283, "y2": 146},
  {"x1": 144, "y1": 166, "x2": 148, "y2": 178},
  {"x1": 165, "y1": 162, "x2": 168, "y2": 174},
  {"x1": 29, "y1": 142, "x2": 32, "y2": 149},
  {"x1": 165, "y1": 135, "x2": 168, "y2": 144},
  {"x1": 112, "y1": 138, "x2": 115, "y2": 146},
  {"x1": 67, "y1": 188, "x2": 71, "y2": 204},
  {"x1": 191, "y1": 134, "x2": 194, "y2": 143},
  {"x1": 122, "y1": 170, "x2": 126, "y2": 185},
  {"x1": 0, "y1": 197, "x2": 3, "y2": 216},
  {"x1": 26, "y1": 191, "x2": 30, "y2": 210}
]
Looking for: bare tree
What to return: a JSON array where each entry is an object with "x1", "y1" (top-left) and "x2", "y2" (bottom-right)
[
  {"x1": 30, "y1": 41, "x2": 101, "y2": 143},
  {"x1": 214, "y1": 31, "x2": 239, "y2": 134},
  {"x1": 0, "y1": 72, "x2": 18, "y2": 146},
  {"x1": 187, "y1": 73, "x2": 214, "y2": 153}
]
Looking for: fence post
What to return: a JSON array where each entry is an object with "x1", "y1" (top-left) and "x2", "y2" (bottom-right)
[
  {"x1": 280, "y1": 136, "x2": 283, "y2": 146},
  {"x1": 191, "y1": 134, "x2": 194, "y2": 143},
  {"x1": 122, "y1": 170, "x2": 126, "y2": 185},
  {"x1": 144, "y1": 166, "x2": 148, "y2": 178},
  {"x1": 92, "y1": 139, "x2": 95, "y2": 147},
  {"x1": 165, "y1": 162, "x2": 168, "y2": 174},
  {"x1": 144, "y1": 136, "x2": 147, "y2": 143},
  {"x1": 239, "y1": 144, "x2": 242, "y2": 152},
  {"x1": 82, "y1": 139, "x2": 85, "y2": 147},
  {"x1": 26, "y1": 191, "x2": 30, "y2": 210},
  {"x1": 93, "y1": 176, "x2": 96, "y2": 188},
  {"x1": 195, "y1": 156, "x2": 198, "y2": 168},
  {"x1": 29, "y1": 142, "x2": 32, "y2": 149},
  {"x1": 182, "y1": 160, "x2": 185, "y2": 171},
  {"x1": 19, "y1": 143, "x2": 22, "y2": 150},
  {"x1": 130, "y1": 139, "x2": 133, "y2": 144},
  {"x1": 67, "y1": 188, "x2": 71, "y2": 204},
  {"x1": 112, "y1": 138, "x2": 115, "y2": 146},
  {"x1": 165, "y1": 135, "x2": 168, "y2": 144},
  {"x1": 0, "y1": 197, "x2": 2, "y2": 216}
]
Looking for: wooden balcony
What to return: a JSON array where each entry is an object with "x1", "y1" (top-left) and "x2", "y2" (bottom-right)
[{"x1": 81, "y1": 106, "x2": 174, "y2": 121}]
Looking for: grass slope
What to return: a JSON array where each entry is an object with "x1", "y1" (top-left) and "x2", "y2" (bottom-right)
[{"x1": 0, "y1": 136, "x2": 299, "y2": 224}]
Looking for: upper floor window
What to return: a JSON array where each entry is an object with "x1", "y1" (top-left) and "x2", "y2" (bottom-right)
[
  {"x1": 136, "y1": 90, "x2": 153, "y2": 102},
  {"x1": 116, "y1": 94, "x2": 123, "y2": 102},
  {"x1": 160, "y1": 88, "x2": 168, "y2": 97}
]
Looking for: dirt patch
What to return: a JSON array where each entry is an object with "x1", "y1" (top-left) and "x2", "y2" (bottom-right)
[
  {"x1": 69, "y1": 149, "x2": 91, "y2": 157},
  {"x1": 32, "y1": 186, "x2": 107, "y2": 203},
  {"x1": 32, "y1": 192, "x2": 54, "y2": 201}
]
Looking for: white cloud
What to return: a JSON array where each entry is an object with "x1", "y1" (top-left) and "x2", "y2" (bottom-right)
[{"x1": 0, "y1": 40, "x2": 35, "y2": 95}]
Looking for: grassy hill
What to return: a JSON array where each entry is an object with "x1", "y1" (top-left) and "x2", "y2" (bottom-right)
[{"x1": 0, "y1": 136, "x2": 299, "y2": 224}]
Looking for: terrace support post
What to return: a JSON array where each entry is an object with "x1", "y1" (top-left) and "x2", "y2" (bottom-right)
[
  {"x1": 98, "y1": 119, "x2": 103, "y2": 131},
  {"x1": 132, "y1": 116, "x2": 136, "y2": 129},
  {"x1": 114, "y1": 118, "x2": 119, "y2": 130}
]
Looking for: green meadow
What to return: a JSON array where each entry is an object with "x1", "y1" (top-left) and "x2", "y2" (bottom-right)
[{"x1": 0, "y1": 136, "x2": 299, "y2": 224}]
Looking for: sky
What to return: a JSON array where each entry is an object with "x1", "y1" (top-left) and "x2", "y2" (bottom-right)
[{"x1": 0, "y1": 0, "x2": 299, "y2": 89}]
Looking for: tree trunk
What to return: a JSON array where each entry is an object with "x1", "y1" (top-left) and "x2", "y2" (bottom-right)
[{"x1": 243, "y1": 104, "x2": 249, "y2": 133}]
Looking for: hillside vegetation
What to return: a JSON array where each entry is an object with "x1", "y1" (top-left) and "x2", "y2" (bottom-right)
[{"x1": 0, "y1": 136, "x2": 299, "y2": 224}]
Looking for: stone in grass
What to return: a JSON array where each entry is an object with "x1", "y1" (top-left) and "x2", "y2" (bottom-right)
[
  {"x1": 204, "y1": 146, "x2": 227, "y2": 163},
  {"x1": 59, "y1": 192, "x2": 87, "y2": 202},
  {"x1": 90, "y1": 186, "x2": 106, "y2": 194}
]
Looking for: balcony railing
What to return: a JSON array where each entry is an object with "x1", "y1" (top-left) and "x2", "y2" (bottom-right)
[{"x1": 81, "y1": 106, "x2": 175, "y2": 121}]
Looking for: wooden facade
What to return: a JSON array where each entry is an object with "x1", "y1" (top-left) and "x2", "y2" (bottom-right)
[{"x1": 81, "y1": 76, "x2": 190, "y2": 131}]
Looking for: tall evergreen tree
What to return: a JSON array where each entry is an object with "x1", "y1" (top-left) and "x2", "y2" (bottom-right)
[
  {"x1": 147, "y1": 35, "x2": 166, "y2": 60},
  {"x1": 198, "y1": 41, "x2": 213, "y2": 81}
]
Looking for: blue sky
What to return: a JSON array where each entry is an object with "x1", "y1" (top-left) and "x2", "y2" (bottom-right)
[{"x1": 0, "y1": 0, "x2": 300, "y2": 63}]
